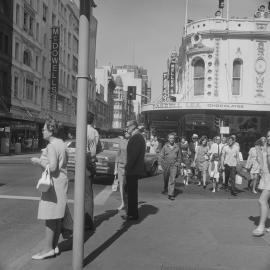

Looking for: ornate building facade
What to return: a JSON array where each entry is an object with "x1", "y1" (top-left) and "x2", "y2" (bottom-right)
[{"x1": 143, "y1": 7, "x2": 270, "y2": 157}]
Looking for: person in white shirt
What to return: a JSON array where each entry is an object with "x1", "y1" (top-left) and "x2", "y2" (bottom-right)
[{"x1": 150, "y1": 135, "x2": 159, "y2": 154}]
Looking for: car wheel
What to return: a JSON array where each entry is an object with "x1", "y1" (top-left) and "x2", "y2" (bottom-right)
[{"x1": 149, "y1": 162, "x2": 158, "y2": 176}]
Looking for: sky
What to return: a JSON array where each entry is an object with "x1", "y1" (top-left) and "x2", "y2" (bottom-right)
[{"x1": 93, "y1": 0, "x2": 267, "y2": 102}]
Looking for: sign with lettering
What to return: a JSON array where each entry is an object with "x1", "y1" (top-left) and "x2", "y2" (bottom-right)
[
  {"x1": 169, "y1": 62, "x2": 176, "y2": 95},
  {"x1": 50, "y1": 27, "x2": 60, "y2": 96},
  {"x1": 162, "y1": 72, "x2": 169, "y2": 102}
]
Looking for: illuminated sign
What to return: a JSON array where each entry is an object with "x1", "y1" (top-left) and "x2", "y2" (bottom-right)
[{"x1": 50, "y1": 27, "x2": 60, "y2": 96}]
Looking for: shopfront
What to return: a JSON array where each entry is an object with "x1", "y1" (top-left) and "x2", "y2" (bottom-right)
[{"x1": 0, "y1": 118, "x2": 40, "y2": 154}]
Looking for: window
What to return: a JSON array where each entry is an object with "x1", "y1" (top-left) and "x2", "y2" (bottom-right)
[
  {"x1": 193, "y1": 58, "x2": 205, "y2": 96},
  {"x1": 23, "y1": 50, "x2": 31, "y2": 66},
  {"x1": 232, "y1": 59, "x2": 242, "y2": 95},
  {"x1": 29, "y1": 16, "x2": 34, "y2": 36},
  {"x1": 73, "y1": 36, "x2": 78, "y2": 53},
  {"x1": 42, "y1": 56, "x2": 46, "y2": 75},
  {"x1": 67, "y1": 54, "x2": 70, "y2": 68},
  {"x1": 68, "y1": 32, "x2": 71, "y2": 49},
  {"x1": 26, "y1": 79, "x2": 34, "y2": 100},
  {"x1": 4, "y1": 35, "x2": 8, "y2": 54},
  {"x1": 36, "y1": 22, "x2": 39, "y2": 41},
  {"x1": 35, "y1": 55, "x2": 39, "y2": 71},
  {"x1": 52, "y1": 13, "x2": 56, "y2": 26},
  {"x1": 72, "y1": 56, "x2": 78, "y2": 73},
  {"x1": 0, "y1": 32, "x2": 2, "y2": 51},
  {"x1": 16, "y1": 4, "x2": 20, "y2": 25},
  {"x1": 41, "y1": 87, "x2": 45, "y2": 107},
  {"x1": 15, "y1": 42, "x2": 19, "y2": 60},
  {"x1": 67, "y1": 74, "x2": 70, "y2": 89},
  {"x1": 23, "y1": 11, "x2": 28, "y2": 31},
  {"x1": 35, "y1": 84, "x2": 38, "y2": 104},
  {"x1": 72, "y1": 75, "x2": 76, "y2": 89},
  {"x1": 43, "y1": 3, "x2": 47, "y2": 22},
  {"x1": 43, "y1": 34, "x2": 47, "y2": 48},
  {"x1": 14, "y1": 76, "x2": 19, "y2": 97}
]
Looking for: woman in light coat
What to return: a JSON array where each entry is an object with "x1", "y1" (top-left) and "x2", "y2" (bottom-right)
[{"x1": 31, "y1": 117, "x2": 68, "y2": 259}]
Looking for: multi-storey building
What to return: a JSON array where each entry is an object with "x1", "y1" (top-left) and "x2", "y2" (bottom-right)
[
  {"x1": 111, "y1": 65, "x2": 151, "y2": 129},
  {"x1": 0, "y1": 0, "x2": 97, "y2": 153},
  {"x1": 95, "y1": 65, "x2": 116, "y2": 131},
  {"x1": 143, "y1": 6, "x2": 270, "y2": 157},
  {"x1": 0, "y1": 0, "x2": 13, "y2": 153}
]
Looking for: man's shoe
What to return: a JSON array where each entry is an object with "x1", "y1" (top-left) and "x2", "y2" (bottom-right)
[
  {"x1": 168, "y1": 195, "x2": 175, "y2": 200},
  {"x1": 252, "y1": 228, "x2": 265, "y2": 237},
  {"x1": 121, "y1": 215, "x2": 138, "y2": 221}
]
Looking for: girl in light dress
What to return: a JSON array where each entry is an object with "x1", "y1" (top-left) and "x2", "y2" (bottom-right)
[
  {"x1": 193, "y1": 136, "x2": 210, "y2": 189},
  {"x1": 208, "y1": 153, "x2": 220, "y2": 192},
  {"x1": 252, "y1": 133, "x2": 270, "y2": 237},
  {"x1": 245, "y1": 139, "x2": 262, "y2": 194}
]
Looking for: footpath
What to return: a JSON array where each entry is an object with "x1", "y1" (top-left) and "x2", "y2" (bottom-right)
[{"x1": 10, "y1": 185, "x2": 270, "y2": 270}]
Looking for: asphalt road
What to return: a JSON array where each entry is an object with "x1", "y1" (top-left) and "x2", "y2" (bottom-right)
[{"x1": 0, "y1": 155, "x2": 267, "y2": 270}]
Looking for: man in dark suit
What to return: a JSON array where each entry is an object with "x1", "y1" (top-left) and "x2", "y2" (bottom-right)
[{"x1": 123, "y1": 120, "x2": 146, "y2": 221}]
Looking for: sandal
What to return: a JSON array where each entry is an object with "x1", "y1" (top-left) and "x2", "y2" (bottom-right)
[{"x1": 252, "y1": 228, "x2": 264, "y2": 237}]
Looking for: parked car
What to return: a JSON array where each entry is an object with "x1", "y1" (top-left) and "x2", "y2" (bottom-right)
[
  {"x1": 96, "y1": 138, "x2": 159, "y2": 177},
  {"x1": 66, "y1": 138, "x2": 159, "y2": 177}
]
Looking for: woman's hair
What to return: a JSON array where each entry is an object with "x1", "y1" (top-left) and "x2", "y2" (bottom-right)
[
  {"x1": 45, "y1": 116, "x2": 61, "y2": 138},
  {"x1": 255, "y1": 138, "x2": 264, "y2": 146},
  {"x1": 199, "y1": 135, "x2": 208, "y2": 144}
]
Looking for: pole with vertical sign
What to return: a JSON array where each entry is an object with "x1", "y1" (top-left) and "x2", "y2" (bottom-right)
[{"x1": 72, "y1": 0, "x2": 91, "y2": 269}]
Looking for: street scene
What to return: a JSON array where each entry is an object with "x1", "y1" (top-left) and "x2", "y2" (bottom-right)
[{"x1": 1, "y1": 0, "x2": 270, "y2": 269}]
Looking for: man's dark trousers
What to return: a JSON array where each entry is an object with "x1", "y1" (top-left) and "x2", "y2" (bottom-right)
[
  {"x1": 224, "y1": 164, "x2": 236, "y2": 192},
  {"x1": 126, "y1": 175, "x2": 139, "y2": 218}
]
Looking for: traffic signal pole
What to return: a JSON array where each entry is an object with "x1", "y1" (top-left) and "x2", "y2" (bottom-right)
[{"x1": 72, "y1": 1, "x2": 91, "y2": 269}]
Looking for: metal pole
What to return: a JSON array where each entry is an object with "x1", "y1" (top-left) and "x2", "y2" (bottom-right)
[{"x1": 72, "y1": 0, "x2": 91, "y2": 269}]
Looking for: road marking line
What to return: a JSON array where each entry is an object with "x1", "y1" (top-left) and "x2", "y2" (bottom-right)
[
  {"x1": 0, "y1": 186, "x2": 113, "y2": 205},
  {"x1": 94, "y1": 185, "x2": 113, "y2": 205},
  {"x1": 0, "y1": 195, "x2": 74, "y2": 203}
]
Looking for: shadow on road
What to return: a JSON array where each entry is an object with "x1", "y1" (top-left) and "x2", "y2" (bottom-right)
[
  {"x1": 58, "y1": 209, "x2": 119, "y2": 253},
  {"x1": 83, "y1": 203, "x2": 159, "y2": 267},
  {"x1": 249, "y1": 216, "x2": 270, "y2": 228}
]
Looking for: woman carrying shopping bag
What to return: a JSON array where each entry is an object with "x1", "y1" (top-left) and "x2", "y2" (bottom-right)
[{"x1": 31, "y1": 117, "x2": 68, "y2": 259}]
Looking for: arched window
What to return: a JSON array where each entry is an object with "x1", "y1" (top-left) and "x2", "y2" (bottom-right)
[
  {"x1": 23, "y1": 50, "x2": 31, "y2": 66},
  {"x1": 193, "y1": 58, "x2": 205, "y2": 96},
  {"x1": 232, "y1": 59, "x2": 242, "y2": 95}
]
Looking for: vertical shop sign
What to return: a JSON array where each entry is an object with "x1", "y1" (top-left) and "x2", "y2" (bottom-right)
[
  {"x1": 255, "y1": 40, "x2": 266, "y2": 97},
  {"x1": 169, "y1": 62, "x2": 176, "y2": 95},
  {"x1": 162, "y1": 72, "x2": 169, "y2": 101},
  {"x1": 50, "y1": 27, "x2": 60, "y2": 96}
]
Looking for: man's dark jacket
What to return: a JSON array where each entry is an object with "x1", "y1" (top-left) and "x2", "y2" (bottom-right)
[{"x1": 126, "y1": 132, "x2": 146, "y2": 176}]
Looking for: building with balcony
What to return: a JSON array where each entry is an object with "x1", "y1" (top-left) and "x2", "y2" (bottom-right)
[
  {"x1": 0, "y1": 0, "x2": 97, "y2": 153},
  {"x1": 143, "y1": 7, "x2": 270, "y2": 157}
]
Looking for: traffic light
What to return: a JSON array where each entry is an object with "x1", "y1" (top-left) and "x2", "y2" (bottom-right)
[
  {"x1": 127, "y1": 86, "x2": 136, "y2": 100},
  {"x1": 219, "y1": 0, "x2": 224, "y2": 9}
]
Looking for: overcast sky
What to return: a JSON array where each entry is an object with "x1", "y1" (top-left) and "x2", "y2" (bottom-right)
[{"x1": 93, "y1": 0, "x2": 267, "y2": 102}]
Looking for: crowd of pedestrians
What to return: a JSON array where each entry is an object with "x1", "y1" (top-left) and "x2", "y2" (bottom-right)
[
  {"x1": 30, "y1": 114, "x2": 270, "y2": 260},
  {"x1": 154, "y1": 132, "x2": 269, "y2": 199}
]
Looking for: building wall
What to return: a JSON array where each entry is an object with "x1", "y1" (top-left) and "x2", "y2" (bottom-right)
[
  {"x1": 2, "y1": 0, "x2": 97, "y2": 153},
  {"x1": 176, "y1": 17, "x2": 270, "y2": 106},
  {"x1": 0, "y1": 0, "x2": 13, "y2": 115}
]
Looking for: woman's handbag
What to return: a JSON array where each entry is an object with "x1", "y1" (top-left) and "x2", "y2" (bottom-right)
[{"x1": 36, "y1": 165, "x2": 52, "y2": 192}]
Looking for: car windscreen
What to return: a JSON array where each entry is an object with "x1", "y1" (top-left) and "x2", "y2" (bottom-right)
[{"x1": 101, "y1": 141, "x2": 119, "y2": 151}]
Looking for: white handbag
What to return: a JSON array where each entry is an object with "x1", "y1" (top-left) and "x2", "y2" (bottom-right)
[
  {"x1": 235, "y1": 174, "x2": 243, "y2": 185},
  {"x1": 37, "y1": 165, "x2": 52, "y2": 192}
]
